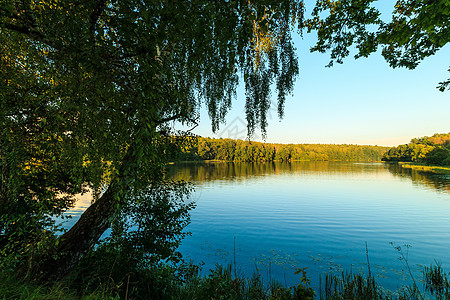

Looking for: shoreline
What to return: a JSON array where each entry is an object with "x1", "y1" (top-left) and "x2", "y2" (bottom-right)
[{"x1": 396, "y1": 162, "x2": 450, "y2": 174}]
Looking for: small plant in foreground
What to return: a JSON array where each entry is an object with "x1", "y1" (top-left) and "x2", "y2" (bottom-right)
[{"x1": 424, "y1": 262, "x2": 450, "y2": 299}]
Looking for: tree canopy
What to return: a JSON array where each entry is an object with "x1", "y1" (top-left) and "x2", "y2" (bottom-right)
[
  {"x1": 173, "y1": 137, "x2": 388, "y2": 162},
  {"x1": 0, "y1": 0, "x2": 303, "y2": 279},
  {"x1": 306, "y1": 0, "x2": 450, "y2": 91},
  {"x1": 382, "y1": 132, "x2": 450, "y2": 165}
]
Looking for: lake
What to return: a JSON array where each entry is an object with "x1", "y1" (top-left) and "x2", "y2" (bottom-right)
[
  {"x1": 62, "y1": 161, "x2": 450, "y2": 292},
  {"x1": 167, "y1": 161, "x2": 450, "y2": 291}
]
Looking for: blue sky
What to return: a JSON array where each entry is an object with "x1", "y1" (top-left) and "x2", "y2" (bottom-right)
[{"x1": 180, "y1": 2, "x2": 450, "y2": 147}]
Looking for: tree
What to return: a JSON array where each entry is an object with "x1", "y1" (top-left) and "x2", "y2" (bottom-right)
[
  {"x1": 305, "y1": 0, "x2": 450, "y2": 91},
  {"x1": 423, "y1": 146, "x2": 450, "y2": 166},
  {"x1": 0, "y1": 0, "x2": 303, "y2": 280},
  {"x1": 382, "y1": 133, "x2": 450, "y2": 165}
]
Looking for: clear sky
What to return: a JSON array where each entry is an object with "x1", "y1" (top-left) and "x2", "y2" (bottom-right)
[{"x1": 178, "y1": 2, "x2": 450, "y2": 147}]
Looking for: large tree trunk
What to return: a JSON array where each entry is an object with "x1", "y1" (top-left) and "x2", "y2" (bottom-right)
[
  {"x1": 36, "y1": 181, "x2": 119, "y2": 281},
  {"x1": 35, "y1": 145, "x2": 136, "y2": 281}
]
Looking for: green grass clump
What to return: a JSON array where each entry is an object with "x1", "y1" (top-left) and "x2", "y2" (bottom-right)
[
  {"x1": 178, "y1": 264, "x2": 315, "y2": 300},
  {"x1": 3, "y1": 253, "x2": 450, "y2": 300},
  {"x1": 0, "y1": 271, "x2": 75, "y2": 300},
  {"x1": 320, "y1": 272, "x2": 380, "y2": 300},
  {"x1": 0, "y1": 271, "x2": 119, "y2": 300}
]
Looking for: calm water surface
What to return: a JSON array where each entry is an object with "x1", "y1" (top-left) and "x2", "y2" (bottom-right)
[
  {"x1": 168, "y1": 161, "x2": 450, "y2": 291},
  {"x1": 64, "y1": 161, "x2": 450, "y2": 291}
]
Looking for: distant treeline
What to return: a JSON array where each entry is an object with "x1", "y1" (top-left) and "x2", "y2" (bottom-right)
[
  {"x1": 173, "y1": 137, "x2": 389, "y2": 162},
  {"x1": 382, "y1": 133, "x2": 450, "y2": 166}
]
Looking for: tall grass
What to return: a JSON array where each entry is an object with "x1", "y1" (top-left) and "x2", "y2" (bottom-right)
[
  {"x1": 0, "y1": 271, "x2": 119, "y2": 300},
  {"x1": 424, "y1": 262, "x2": 450, "y2": 299},
  {"x1": 320, "y1": 272, "x2": 381, "y2": 299},
  {"x1": 2, "y1": 256, "x2": 450, "y2": 299},
  {"x1": 177, "y1": 263, "x2": 315, "y2": 300}
]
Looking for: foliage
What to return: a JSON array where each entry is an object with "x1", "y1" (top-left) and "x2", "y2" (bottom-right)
[
  {"x1": 0, "y1": 270, "x2": 119, "y2": 299},
  {"x1": 424, "y1": 262, "x2": 450, "y2": 299},
  {"x1": 173, "y1": 137, "x2": 389, "y2": 162},
  {"x1": 305, "y1": 0, "x2": 450, "y2": 91},
  {"x1": 382, "y1": 133, "x2": 450, "y2": 166},
  {"x1": 65, "y1": 247, "x2": 187, "y2": 299},
  {"x1": 110, "y1": 181, "x2": 195, "y2": 265},
  {"x1": 320, "y1": 260, "x2": 450, "y2": 300},
  {"x1": 0, "y1": 0, "x2": 303, "y2": 279},
  {"x1": 62, "y1": 254, "x2": 316, "y2": 299},
  {"x1": 319, "y1": 272, "x2": 382, "y2": 300},
  {"x1": 53, "y1": 180, "x2": 194, "y2": 298},
  {"x1": 3, "y1": 254, "x2": 450, "y2": 300},
  {"x1": 4, "y1": 260, "x2": 450, "y2": 299}
]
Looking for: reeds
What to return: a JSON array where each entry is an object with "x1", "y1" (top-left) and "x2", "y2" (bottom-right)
[
  {"x1": 3, "y1": 247, "x2": 450, "y2": 299},
  {"x1": 319, "y1": 272, "x2": 381, "y2": 300}
]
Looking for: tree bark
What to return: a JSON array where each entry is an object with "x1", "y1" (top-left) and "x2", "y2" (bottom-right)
[
  {"x1": 35, "y1": 145, "x2": 135, "y2": 281},
  {"x1": 36, "y1": 180, "x2": 118, "y2": 281}
]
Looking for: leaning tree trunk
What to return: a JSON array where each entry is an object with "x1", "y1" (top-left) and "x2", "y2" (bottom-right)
[
  {"x1": 36, "y1": 178, "x2": 120, "y2": 281},
  {"x1": 35, "y1": 145, "x2": 136, "y2": 281}
]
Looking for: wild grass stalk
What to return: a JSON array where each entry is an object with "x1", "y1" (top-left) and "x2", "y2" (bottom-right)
[
  {"x1": 390, "y1": 243, "x2": 423, "y2": 300},
  {"x1": 3, "y1": 243, "x2": 450, "y2": 299},
  {"x1": 424, "y1": 261, "x2": 450, "y2": 299},
  {"x1": 319, "y1": 272, "x2": 380, "y2": 300}
]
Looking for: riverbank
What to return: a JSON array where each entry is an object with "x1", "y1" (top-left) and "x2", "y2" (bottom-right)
[
  {"x1": 397, "y1": 162, "x2": 450, "y2": 174},
  {"x1": 2, "y1": 261, "x2": 448, "y2": 299}
]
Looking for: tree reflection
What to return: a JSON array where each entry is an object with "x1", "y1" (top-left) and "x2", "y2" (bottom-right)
[
  {"x1": 166, "y1": 162, "x2": 450, "y2": 195},
  {"x1": 386, "y1": 164, "x2": 450, "y2": 194}
]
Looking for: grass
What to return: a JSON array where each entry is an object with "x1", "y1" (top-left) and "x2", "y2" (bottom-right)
[
  {"x1": 0, "y1": 264, "x2": 313, "y2": 300},
  {"x1": 2, "y1": 242, "x2": 450, "y2": 300},
  {"x1": 177, "y1": 264, "x2": 315, "y2": 300},
  {"x1": 0, "y1": 271, "x2": 119, "y2": 300},
  {"x1": 398, "y1": 162, "x2": 450, "y2": 174},
  {"x1": 3, "y1": 260, "x2": 450, "y2": 300},
  {"x1": 0, "y1": 271, "x2": 76, "y2": 300}
]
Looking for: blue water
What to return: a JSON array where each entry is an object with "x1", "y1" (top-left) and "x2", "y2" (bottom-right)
[
  {"x1": 61, "y1": 161, "x2": 450, "y2": 292},
  {"x1": 169, "y1": 162, "x2": 450, "y2": 291}
]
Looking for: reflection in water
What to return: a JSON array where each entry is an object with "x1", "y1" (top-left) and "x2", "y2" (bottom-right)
[
  {"x1": 386, "y1": 163, "x2": 450, "y2": 194},
  {"x1": 168, "y1": 161, "x2": 450, "y2": 195},
  {"x1": 169, "y1": 161, "x2": 450, "y2": 292},
  {"x1": 62, "y1": 161, "x2": 450, "y2": 292},
  {"x1": 168, "y1": 161, "x2": 386, "y2": 182},
  {"x1": 57, "y1": 191, "x2": 93, "y2": 230}
]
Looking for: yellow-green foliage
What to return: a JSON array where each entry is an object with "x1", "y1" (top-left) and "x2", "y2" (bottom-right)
[
  {"x1": 399, "y1": 162, "x2": 450, "y2": 175},
  {"x1": 383, "y1": 133, "x2": 450, "y2": 166},
  {"x1": 175, "y1": 137, "x2": 389, "y2": 162}
]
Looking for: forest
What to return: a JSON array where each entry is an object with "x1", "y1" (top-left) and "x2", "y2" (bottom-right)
[
  {"x1": 174, "y1": 137, "x2": 389, "y2": 162},
  {"x1": 382, "y1": 133, "x2": 450, "y2": 166}
]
